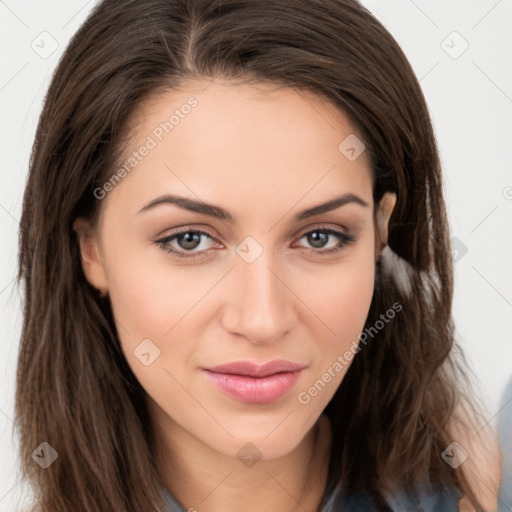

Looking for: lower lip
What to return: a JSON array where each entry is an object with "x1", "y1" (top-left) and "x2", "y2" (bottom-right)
[{"x1": 203, "y1": 370, "x2": 302, "y2": 404}]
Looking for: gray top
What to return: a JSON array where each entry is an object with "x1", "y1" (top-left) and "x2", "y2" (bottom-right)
[{"x1": 161, "y1": 480, "x2": 461, "y2": 511}]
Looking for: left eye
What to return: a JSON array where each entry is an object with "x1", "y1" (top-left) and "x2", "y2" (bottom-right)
[
  {"x1": 294, "y1": 228, "x2": 357, "y2": 252},
  {"x1": 154, "y1": 227, "x2": 357, "y2": 260}
]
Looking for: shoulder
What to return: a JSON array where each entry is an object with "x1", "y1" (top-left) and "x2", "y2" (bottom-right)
[
  {"x1": 447, "y1": 401, "x2": 502, "y2": 512},
  {"x1": 498, "y1": 377, "x2": 512, "y2": 510},
  {"x1": 161, "y1": 486, "x2": 186, "y2": 512},
  {"x1": 322, "y1": 480, "x2": 460, "y2": 512},
  {"x1": 387, "y1": 480, "x2": 461, "y2": 512}
]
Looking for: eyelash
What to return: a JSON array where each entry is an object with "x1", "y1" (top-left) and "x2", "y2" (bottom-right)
[{"x1": 153, "y1": 226, "x2": 358, "y2": 261}]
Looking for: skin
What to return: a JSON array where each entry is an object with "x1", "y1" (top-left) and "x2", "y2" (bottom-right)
[{"x1": 74, "y1": 78, "x2": 396, "y2": 512}]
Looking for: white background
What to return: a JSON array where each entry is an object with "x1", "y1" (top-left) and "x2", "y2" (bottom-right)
[{"x1": 1, "y1": 1, "x2": 511, "y2": 509}]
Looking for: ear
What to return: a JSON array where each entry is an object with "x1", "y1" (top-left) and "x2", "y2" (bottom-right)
[
  {"x1": 73, "y1": 218, "x2": 109, "y2": 296},
  {"x1": 374, "y1": 191, "x2": 397, "y2": 257}
]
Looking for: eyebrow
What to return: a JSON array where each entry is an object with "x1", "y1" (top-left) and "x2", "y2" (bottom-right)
[{"x1": 137, "y1": 192, "x2": 369, "y2": 221}]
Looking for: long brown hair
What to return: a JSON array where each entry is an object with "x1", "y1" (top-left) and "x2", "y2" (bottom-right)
[{"x1": 15, "y1": 0, "x2": 491, "y2": 510}]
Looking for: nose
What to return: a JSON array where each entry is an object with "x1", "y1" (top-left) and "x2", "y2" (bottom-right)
[{"x1": 220, "y1": 250, "x2": 297, "y2": 345}]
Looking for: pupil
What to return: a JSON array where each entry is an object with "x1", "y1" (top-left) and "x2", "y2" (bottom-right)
[
  {"x1": 308, "y1": 231, "x2": 327, "y2": 248},
  {"x1": 179, "y1": 232, "x2": 201, "y2": 250}
]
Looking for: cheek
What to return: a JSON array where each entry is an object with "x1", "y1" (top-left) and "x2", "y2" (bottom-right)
[
  {"x1": 104, "y1": 241, "x2": 206, "y2": 338},
  {"x1": 298, "y1": 246, "x2": 376, "y2": 347},
  {"x1": 103, "y1": 253, "x2": 202, "y2": 397},
  {"x1": 107, "y1": 270, "x2": 173, "y2": 340},
  {"x1": 101, "y1": 243, "x2": 202, "y2": 380},
  {"x1": 293, "y1": 248, "x2": 375, "y2": 408},
  {"x1": 331, "y1": 260, "x2": 375, "y2": 334}
]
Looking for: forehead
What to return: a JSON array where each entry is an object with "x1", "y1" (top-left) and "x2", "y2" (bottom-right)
[{"x1": 103, "y1": 79, "x2": 374, "y2": 221}]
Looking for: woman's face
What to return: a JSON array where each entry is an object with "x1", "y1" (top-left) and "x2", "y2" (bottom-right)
[{"x1": 76, "y1": 78, "x2": 395, "y2": 461}]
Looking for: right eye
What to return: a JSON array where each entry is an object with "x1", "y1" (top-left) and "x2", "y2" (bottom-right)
[{"x1": 154, "y1": 229, "x2": 219, "y2": 260}]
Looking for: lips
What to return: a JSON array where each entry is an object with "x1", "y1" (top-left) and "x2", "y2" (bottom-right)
[
  {"x1": 202, "y1": 360, "x2": 306, "y2": 404},
  {"x1": 205, "y1": 360, "x2": 305, "y2": 377}
]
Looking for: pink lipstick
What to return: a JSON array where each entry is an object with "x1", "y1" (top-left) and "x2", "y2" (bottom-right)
[{"x1": 203, "y1": 360, "x2": 305, "y2": 404}]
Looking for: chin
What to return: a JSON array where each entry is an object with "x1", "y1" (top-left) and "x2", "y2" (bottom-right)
[{"x1": 198, "y1": 414, "x2": 317, "y2": 462}]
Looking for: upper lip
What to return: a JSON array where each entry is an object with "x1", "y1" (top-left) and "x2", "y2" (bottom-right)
[{"x1": 204, "y1": 360, "x2": 306, "y2": 378}]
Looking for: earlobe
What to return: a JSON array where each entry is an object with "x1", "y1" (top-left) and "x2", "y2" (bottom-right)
[
  {"x1": 73, "y1": 218, "x2": 109, "y2": 296},
  {"x1": 375, "y1": 192, "x2": 397, "y2": 254}
]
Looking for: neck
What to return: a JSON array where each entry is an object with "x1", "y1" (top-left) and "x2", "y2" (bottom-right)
[{"x1": 153, "y1": 411, "x2": 332, "y2": 512}]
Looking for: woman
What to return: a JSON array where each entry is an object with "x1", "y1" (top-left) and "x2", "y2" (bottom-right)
[{"x1": 15, "y1": 0, "x2": 502, "y2": 511}]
